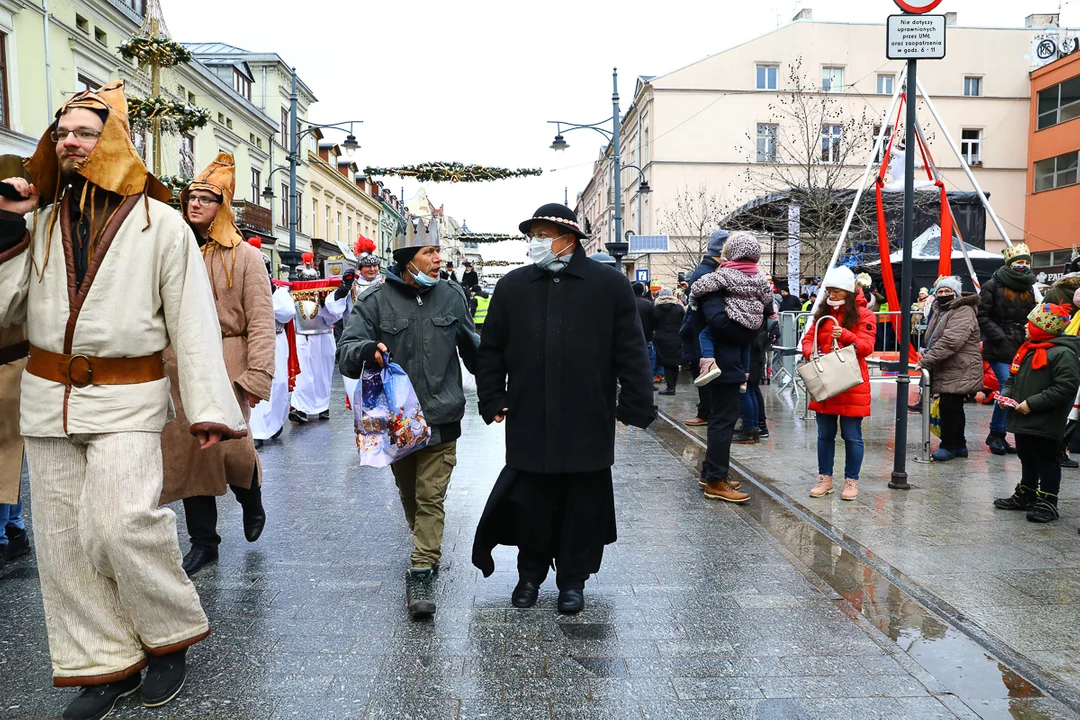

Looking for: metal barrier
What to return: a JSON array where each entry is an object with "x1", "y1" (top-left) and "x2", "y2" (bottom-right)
[{"x1": 863, "y1": 358, "x2": 933, "y2": 464}]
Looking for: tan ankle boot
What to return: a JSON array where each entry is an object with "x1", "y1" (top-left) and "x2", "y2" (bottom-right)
[
  {"x1": 809, "y1": 475, "x2": 833, "y2": 498},
  {"x1": 704, "y1": 479, "x2": 749, "y2": 503},
  {"x1": 841, "y1": 478, "x2": 858, "y2": 501}
]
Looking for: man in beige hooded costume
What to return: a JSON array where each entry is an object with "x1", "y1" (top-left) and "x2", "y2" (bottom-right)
[
  {"x1": 160, "y1": 153, "x2": 276, "y2": 576},
  {"x1": 0, "y1": 82, "x2": 247, "y2": 720}
]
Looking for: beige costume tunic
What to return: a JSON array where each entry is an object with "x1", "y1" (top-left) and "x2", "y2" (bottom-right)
[
  {"x1": 159, "y1": 240, "x2": 275, "y2": 504},
  {"x1": 0, "y1": 323, "x2": 27, "y2": 504}
]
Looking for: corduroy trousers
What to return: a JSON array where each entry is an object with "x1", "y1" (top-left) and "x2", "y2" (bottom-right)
[{"x1": 26, "y1": 432, "x2": 209, "y2": 686}]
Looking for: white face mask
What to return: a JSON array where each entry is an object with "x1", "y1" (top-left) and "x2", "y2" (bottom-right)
[
  {"x1": 826, "y1": 298, "x2": 845, "y2": 308},
  {"x1": 529, "y1": 235, "x2": 573, "y2": 272}
]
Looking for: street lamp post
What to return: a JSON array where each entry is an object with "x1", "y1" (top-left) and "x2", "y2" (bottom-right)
[
  {"x1": 549, "y1": 69, "x2": 643, "y2": 273},
  {"x1": 271, "y1": 67, "x2": 362, "y2": 280}
]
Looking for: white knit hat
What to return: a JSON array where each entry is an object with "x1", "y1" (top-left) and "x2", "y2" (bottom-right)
[
  {"x1": 933, "y1": 275, "x2": 962, "y2": 296},
  {"x1": 821, "y1": 266, "x2": 856, "y2": 294}
]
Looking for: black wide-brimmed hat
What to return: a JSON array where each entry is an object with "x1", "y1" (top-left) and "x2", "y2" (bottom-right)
[{"x1": 519, "y1": 203, "x2": 587, "y2": 240}]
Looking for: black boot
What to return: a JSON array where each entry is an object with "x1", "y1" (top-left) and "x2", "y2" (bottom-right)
[
  {"x1": 511, "y1": 579, "x2": 540, "y2": 608},
  {"x1": 181, "y1": 547, "x2": 218, "y2": 576},
  {"x1": 994, "y1": 484, "x2": 1036, "y2": 511},
  {"x1": 406, "y1": 568, "x2": 436, "y2": 618},
  {"x1": 733, "y1": 428, "x2": 759, "y2": 444},
  {"x1": 1027, "y1": 493, "x2": 1060, "y2": 523},
  {"x1": 241, "y1": 495, "x2": 266, "y2": 543},
  {"x1": 4, "y1": 524, "x2": 30, "y2": 560},
  {"x1": 986, "y1": 431, "x2": 1007, "y2": 456},
  {"x1": 141, "y1": 648, "x2": 187, "y2": 708},
  {"x1": 1062, "y1": 447, "x2": 1079, "y2": 469},
  {"x1": 63, "y1": 674, "x2": 141, "y2": 720}
]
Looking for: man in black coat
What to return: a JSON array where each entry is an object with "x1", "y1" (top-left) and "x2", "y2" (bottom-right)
[
  {"x1": 472, "y1": 203, "x2": 654, "y2": 615},
  {"x1": 778, "y1": 288, "x2": 802, "y2": 313},
  {"x1": 681, "y1": 230, "x2": 728, "y2": 427}
]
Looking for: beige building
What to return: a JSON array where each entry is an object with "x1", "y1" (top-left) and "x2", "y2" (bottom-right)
[
  {"x1": 307, "y1": 139, "x2": 383, "y2": 265},
  {"x1": 577, "y1": 10, "x2": 1062, "y2": 287}
]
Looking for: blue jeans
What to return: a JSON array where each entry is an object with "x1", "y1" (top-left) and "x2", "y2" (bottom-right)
[
  {"x1": 740, "y1": 383, "x2": 760, "y2": 428},
  {"x1": 0, "y1": 500, "x2": 24, "y2": 546},
  {"x1": 988, "y1": 361, "x2": 1011, "y2": 433},
  {"x1": 698, "y1": 328, "x2": 715, "y2": 361},
  {"x1": 816, "y1": 414, "x2": 865, "y2": 480},
  {"x1": 648, "y1": 342, "x2": 663, "y2": 379}
]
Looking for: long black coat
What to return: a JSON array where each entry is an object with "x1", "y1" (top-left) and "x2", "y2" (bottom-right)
[
  {"x1": 475, "y1": 247, "x2": 655, "y2": 474},
  {"x1": 978, "y1": 273, "x2": 1036, "y2": 364},
  {"x1": 636, "y1": 296, "x2": 656, "y2": 342},
  {"x1": 652, "y1": 296, "x2": 685, "y2": 367}
]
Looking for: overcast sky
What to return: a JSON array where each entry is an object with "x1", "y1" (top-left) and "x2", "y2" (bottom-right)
[{"x1": 163, "y1": 0, "x2": 1077, "y2": 236}]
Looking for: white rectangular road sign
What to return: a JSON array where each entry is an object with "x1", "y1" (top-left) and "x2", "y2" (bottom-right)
[{"x1": 887, "y1": 14, "x2": 947, "y2": 60}]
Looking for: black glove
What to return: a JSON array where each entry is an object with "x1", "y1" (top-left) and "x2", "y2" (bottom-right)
[{"x1": 334, "y1": 271, "x2": 356, "y2": 300}]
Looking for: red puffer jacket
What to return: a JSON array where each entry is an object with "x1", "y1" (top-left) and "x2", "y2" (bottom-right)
[{"x1": 801, "y1": 293, "x2": 877, "y2": 418}]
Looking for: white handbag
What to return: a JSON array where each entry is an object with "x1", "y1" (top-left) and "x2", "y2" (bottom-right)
[{"x1": 798, "y1": 316, "x2": 864, "y2": 402}]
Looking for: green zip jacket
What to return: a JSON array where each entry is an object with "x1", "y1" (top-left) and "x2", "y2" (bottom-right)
[{"x1": 1002, "y1": 334, "x2": 1080, "y2": 441}]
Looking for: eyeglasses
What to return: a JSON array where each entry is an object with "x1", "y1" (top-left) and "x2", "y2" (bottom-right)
[
  {"x1": 186, "y1": 195, "x2": 221, "y2": 207},
  {"x1": 51, "y1": 128, "x2": 102, "y2": 143}
]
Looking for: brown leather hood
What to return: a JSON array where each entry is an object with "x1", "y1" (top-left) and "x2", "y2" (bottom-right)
[
  {"x1": 181, "y1": 152, "x2": 243, "y2": 249},
  {"x1": 23, "y1": 80, "x2": 172, "y2": 204}
]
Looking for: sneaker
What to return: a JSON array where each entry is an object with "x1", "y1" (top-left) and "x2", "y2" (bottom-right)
[
  {"x1": 141, "y1": 648, "x2": 186, "y2": 708},
  {"x1": 63, "y1": 674, "x2": 141, "y2": 720},
  {"x1": 4, "y1": 525, "x2": 29, "y2": 560},
  {"x1": 318, "y1": 409, "x2": 330, "y2": 421},
  {"x1": 840, "y1": 478, "x2": 858, "y2": 501},
  {"x1": 1027, "y1": 496, "x2": 1060, "y2": 524},
  {"x1": 757, "y1": 426, "x2": 770, "y2": 439},
  {"x1": 994, "y1": 485, "x2": 1036, "y2": 511},
  {"x1": 704, "y1": 479, "x2": 749, "y2": 503},
  {"x1": 406, "y1": 567, "x2": 436, "y2": 619},
  {"x1": 288, "y1": 409, "x2": 308, "y2": 423},
  {"x1": 694, "y1": 361, "x2": 722, "y2": 388},
  {"x1": 809, "y1": 475, "x2": 833, "y2": 498}
]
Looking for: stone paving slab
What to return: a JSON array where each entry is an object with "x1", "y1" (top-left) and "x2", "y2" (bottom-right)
[
  {"x1": 659, "y1": 378, "x2": 1080, "y2": 713},
  {"x1": 0, "y1": 376, "x2": 1069, "y2": 719}
]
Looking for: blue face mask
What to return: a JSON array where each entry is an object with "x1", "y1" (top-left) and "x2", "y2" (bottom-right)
[{"x1": 409, "y1": 261, "x2": 439, "y2": 288}]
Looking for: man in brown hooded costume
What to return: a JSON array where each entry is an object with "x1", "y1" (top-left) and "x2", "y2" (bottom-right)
[
  {"x1": 159, "y1": 153, "x2": 276, "y2": 576},
  {"x1": 0, "y1": 82, "x2": 247, "y2": 720}
]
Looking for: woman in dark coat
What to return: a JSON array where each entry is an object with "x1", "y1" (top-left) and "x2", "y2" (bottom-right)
[
  {"x1": 978, "y1": 243, "x2": 1037, "y2": 455},
  {"x1": 653, "y1": 289, "x2": 685, "y2": 395},
  {"x1": 921, "y1": 277, "x2": 984, "y2": 462}
]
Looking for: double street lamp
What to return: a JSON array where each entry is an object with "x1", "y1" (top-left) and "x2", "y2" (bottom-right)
[
  {"x1": 548, "y1": 68, "x2": 651, "y2": 272},
  {"x1": 262, "y1": 67, "x2": 363, "y2": 279}
]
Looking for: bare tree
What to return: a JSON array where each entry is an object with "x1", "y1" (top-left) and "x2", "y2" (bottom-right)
[{"x1": 657, "y1": 183, "x2": 729, "y2": 271}]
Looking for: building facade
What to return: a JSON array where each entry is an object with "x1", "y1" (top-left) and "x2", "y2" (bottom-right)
[
  {"x1": 577, "y1": 10, "x2": 1062, "y2": 287},
  {"x1": 307, "y1": 139, "x2": 383, "y2": 268}
]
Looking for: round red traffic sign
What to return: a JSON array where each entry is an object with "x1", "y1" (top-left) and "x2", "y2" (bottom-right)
[{"x1": 894, "y1": 0, "x2": 944, "y2": 12}]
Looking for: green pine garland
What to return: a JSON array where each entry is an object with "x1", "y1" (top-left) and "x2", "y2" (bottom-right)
[
  {"x1": 364, "y1": 162, "x2": 542, "y2": 183},
  {"x1": 129, "y1": 96, "x2": 210, "y2": 134},
  {"x1": 118, "y1": 36, "x2": 193, "y2": 69}
]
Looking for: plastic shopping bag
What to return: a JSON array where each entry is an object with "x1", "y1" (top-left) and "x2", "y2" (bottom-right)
[
  {"x1": 929, "y1": 396, "x2": 941, "y2": 438},
  {"x1": 353, "y1": 355, "x2": 431, "y2": 468}
]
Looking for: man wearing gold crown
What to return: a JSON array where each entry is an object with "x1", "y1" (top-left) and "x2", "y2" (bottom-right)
[
  {"x1": 289, "y1": 252, "x2": 350, "y2": 422},
  {"x1": 159, "y1": 153, "x2": 276, "y2": 577},
  {"x1": 0, "y1": 82, "x2": 246, "y2": 719},
  {"x1": 338, "y1": 215, "x2": 478, "y2": 619}
]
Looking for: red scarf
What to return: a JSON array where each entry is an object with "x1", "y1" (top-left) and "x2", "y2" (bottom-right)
[{"x1": 1010, "y1": 324, "x2": 1057, "y2": 374}]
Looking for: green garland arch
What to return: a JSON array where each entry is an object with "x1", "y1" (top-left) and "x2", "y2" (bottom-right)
[{"x1": 364, "y1": 162, "x2": 541, "y2": 183}]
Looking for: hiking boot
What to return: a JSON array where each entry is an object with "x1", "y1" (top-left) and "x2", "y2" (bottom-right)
[
  {"x1": 704, "y1": 479, "x2": 749, "y2": 503},
  {"x1": 694, "y1": 360, "x2": 722, "y2": 388},
  {"x1": 840, "y1": 478, "x2": 858, "y2": 501},
  {"x1": 986, "y1": 431, "x2": 1007, "y2": 456},
  {"x1": 4, "y1": 525, "x2": 30, "y2": 560},
  {"x1": 63, "y1": 674, "x2": 142, "y2": 720},
  {"x1": 994, "y1": 484, "x2": 1036, "y2": 511},
  {"x1": 406, "y1": 567, "x2": 436, "y2": 619},
  {"x1": 1027, "y1": 494, "x2": 1060, "y2": 524},
  {"x1": 733, "y1": 428, "x2": 759, "y2": 444},
  {"x1": 700, "y1": 474, "x2": 739, "y2": 490},
  {"x1": 141, "y1": 648, "x2": 186, "y2": 708},
  {"x1": 809, "y1": 475, "x2": 833, "y2": 498}
]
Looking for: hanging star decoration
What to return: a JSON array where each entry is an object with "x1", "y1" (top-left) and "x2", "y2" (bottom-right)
[{"x1": 363, "y1": 162, "x2": 542, "y2": 183}]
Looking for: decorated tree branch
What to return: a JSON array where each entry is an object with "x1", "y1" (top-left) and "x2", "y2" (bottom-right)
[{"x1": 364, "y1": 162, "x2": 542, "y2": 183}]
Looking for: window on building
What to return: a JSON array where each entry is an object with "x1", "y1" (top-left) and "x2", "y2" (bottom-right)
[
  {"x1": 822, "y1": 67, "x2": 844, "y2": 93},
  {"x1": 75, "y1": 15, "x2": 89, "y2": 33},
  {"x1": 250, "y1": 168, "x2": 261, "y2": 205},
  {"x1": 178, "y1": 133, "x2": 194, "y2": 177},
  {"x1": 1037, "y1": 76, "x2": 1080, "y2": 130},
  {"x1": 642, "y1": 119, "x2": 650, "y2": 164},
  {"x1": 756, "y1": 123, "x2": 778, "y2": 163},
  {"x1": 821, "y1": 124, "x2": 843, "y2": 163},
  {"x1": 877, "y1": 74, "x2": 894, "y2": 95},
  {"x1": 280, "y1": 183, "x2": 289, "y2": 228},
  {"x1": 325, "y1": 205, "x2": 330, "y2": 238},
  {"x1": 347, "y1": 216, "x2": 352, "y2": 242},
  {"x1": 1034, "y1": 151, "x2": 1079, "y2": 193},
  {"x1": 94, "y1": 28, "x2": 107, "y2": 47},
  {"x1": 312, "y1": 198, "x2": 318, "y2": 236},
  {"x1": 296, "y1": 192, "x2": 303, "y2": 233},
  {"x1": 961, "y1": 129, "x2": 982, "y2": 165},
  {"x1": 0, "y1": 34, "x2": 8, "y2": 129},
  {"x1": 232, "y1": 69, "x2": 251, "y2": 100},
  {"x1": 280, "y1": 107, "x2": 289, "y2": 144},
  {"x1": 336, "y1": 212, "x2": 342, "y2": 242},
  {"x1": 964, "y1": 76, "x2": 982, "y2": 97},
  {"x1": 873, "y1": 125, "x2": 894, "y2": 163},
  {"x1": 76, "y1": 73, "x2": 97, "y2": 93},
  {"x1": 756, "y1": 64, "x2": 778, "y2": 91}
]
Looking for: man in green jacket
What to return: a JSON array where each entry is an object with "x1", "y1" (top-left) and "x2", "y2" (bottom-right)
[
  {"x1": 338, "y1": 216, "x2": 478, "y2": 618},
  {"x1": 993, "y1": 303, "x2": 1080, "y2": 523}
]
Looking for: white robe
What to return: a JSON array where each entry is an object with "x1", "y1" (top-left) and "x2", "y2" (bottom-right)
[
  {"x1": 342, "y1": 277, "x2": 383, "y2": 407},
  {"x1": 250, "y1": 286, "x2": 296, "y2": 440},
  {"x1": 291, "y1": 293, "x2": 348, "y2": 415}
]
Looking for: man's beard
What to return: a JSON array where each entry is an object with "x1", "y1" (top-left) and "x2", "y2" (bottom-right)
[{"x1": 59, "y1": 156, "x2": 87, "y2": 178}]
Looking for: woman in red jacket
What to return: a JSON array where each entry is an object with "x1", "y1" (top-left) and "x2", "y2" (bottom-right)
[{"x1": 801, "y1": 266, "x2": 877, "y2": 501}]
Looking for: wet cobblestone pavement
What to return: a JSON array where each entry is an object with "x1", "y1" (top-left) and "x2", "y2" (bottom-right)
[{"x1": 1, "y1": 376, "x2": 1076, "y2": 718}]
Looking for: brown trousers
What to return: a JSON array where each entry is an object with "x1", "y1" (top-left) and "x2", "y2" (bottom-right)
[{"x1": 390, "y1": 440, "x2": 457, "y2": 568}]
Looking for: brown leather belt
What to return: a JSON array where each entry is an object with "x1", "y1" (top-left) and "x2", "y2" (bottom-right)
[
  {"x1": 0, "y1": 340, "x2": 29, "y2": 366},
  {"x1": 26, "y1": 344, "x2": 165, "y2": 388}
]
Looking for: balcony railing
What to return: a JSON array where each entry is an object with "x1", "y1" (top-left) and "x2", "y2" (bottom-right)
[{"x1": 233, "y1": 201, "x2": 272, "y2": 235}]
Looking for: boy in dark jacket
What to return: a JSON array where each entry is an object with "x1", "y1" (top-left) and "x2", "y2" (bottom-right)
[{"x1": 993, "y1": 303, "x2": 1080, "y2": 523}]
